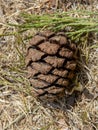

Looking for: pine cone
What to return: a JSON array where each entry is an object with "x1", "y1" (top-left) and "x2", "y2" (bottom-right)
[{"x1": 25, "y1": 31, "x2": 78, "y2": 101}]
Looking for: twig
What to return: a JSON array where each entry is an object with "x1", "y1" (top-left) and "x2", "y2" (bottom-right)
[
  {"x1": 3, "y1": 104, "x2": 37, "y2": 130},
  {"x1": 3, "y1": 113, "x2": 25, "y2": 130}
]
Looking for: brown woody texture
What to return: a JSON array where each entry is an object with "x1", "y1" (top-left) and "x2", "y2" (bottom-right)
[{"x1": 26, "y1": 31, "x2": 78, "y2": 101}]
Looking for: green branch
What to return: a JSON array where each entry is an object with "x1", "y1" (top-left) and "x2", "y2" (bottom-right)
[{"x1": 1, "y1": 10, "x2": 98, "y2": 39}]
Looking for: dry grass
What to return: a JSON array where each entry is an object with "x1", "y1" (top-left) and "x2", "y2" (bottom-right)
[{"x1": 0, "y1": 0, "x2": 98, "y2": 130}]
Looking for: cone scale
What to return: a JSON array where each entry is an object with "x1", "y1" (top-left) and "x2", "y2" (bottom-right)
[{"x1": 26, "y1": 31, "x2": 78, "y2": 101}]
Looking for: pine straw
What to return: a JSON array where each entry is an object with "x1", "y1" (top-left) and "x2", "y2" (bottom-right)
[{"x1": 0, "y1": 0, "x2": 98, "y2": 130}]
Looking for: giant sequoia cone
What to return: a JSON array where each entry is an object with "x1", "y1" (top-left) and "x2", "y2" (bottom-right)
[{"x1": 25, "y1": 31, "x2": 78, "y2": 101}]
